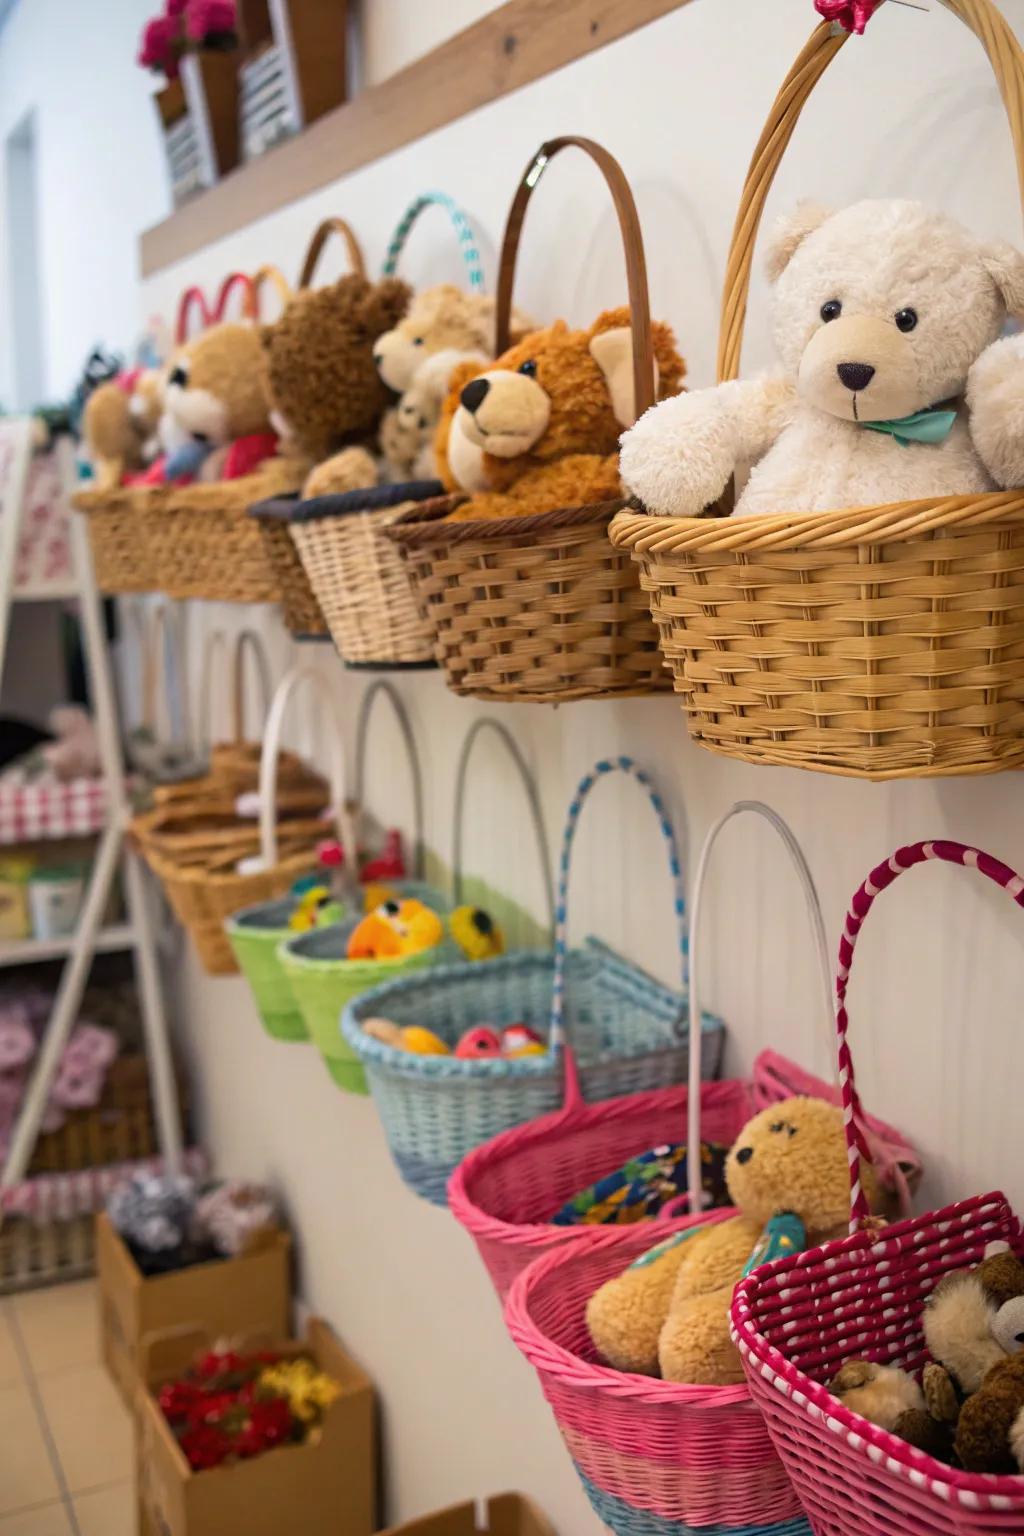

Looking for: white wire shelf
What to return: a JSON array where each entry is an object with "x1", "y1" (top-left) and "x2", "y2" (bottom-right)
[{"x1": 0, "y1": 923, "x2": 136, "y2": 968}]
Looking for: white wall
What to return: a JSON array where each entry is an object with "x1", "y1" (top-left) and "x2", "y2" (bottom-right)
[
  {"x1": 124, "y1": 0, "x2": 1024, "y2": 1530},
  {"x1": 0, "y1": 0, "x2": 168, "y2": 406}
]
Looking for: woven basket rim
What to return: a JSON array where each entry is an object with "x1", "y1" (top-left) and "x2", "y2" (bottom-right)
[
  {"x1": 387, "y1": 495, "x2": 630, "y2": 549},
  {"x1": 162, "y1": 465, "x2": 303, "y2": 514},
  {"x1": 286, "y1": 478, "x2": 446, "y2": 525},
  {"x1": 730, "y1": 1190, "x2": 1024, "y2": 1500},
  {"x1": 73, "y1": 483, "x2": 173, "y2": 515},
  {"x1": 610, "y1": 490, "x2": 1024, "y2": 555}
]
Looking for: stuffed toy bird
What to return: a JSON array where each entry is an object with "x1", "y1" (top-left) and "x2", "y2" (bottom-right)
[
  {"x1": 346, "y1": 898, "x2": 443, "y2": 961},
  {"x1": 449, "y1": 905, "x2": 505, "y2": 961}
]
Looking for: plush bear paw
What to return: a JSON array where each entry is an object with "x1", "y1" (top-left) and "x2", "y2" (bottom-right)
[
  {"x1": 619, "y1": 389, "x2": 737, "y2": 517},
  {"x1": 967, "y1": 332, "x2": 1024, "y2": 490},
  {"x1": 303, "y1": 447, "x2": 379, "y2": 499},
  {"x1": 658, "y1": 1283, "x2": 743, "y2": 1384}
]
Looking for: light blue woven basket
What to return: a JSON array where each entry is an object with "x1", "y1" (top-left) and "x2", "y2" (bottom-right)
[{"x1": 342, "y1": 758, "x2": 723, "y2": 1206}]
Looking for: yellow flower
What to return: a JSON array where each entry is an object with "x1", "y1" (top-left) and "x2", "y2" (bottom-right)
[{"x1": 257, "y1": 1359, "x2": 340, "y2": 1425}]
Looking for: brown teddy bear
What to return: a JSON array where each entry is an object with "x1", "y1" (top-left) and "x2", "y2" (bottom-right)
[
  {"x1": 161, "y1": 321, "x2": 274, "y2": 483},
  {"x1": 838, "y1": 1243, "x2": 1024, "y2": 1471},
  {"x1": 587, "y1": 1096, "x2": 875, "y2": 1384},
  {"x1": 436, "y1": 307, "x2": 686, "y2": 521}
]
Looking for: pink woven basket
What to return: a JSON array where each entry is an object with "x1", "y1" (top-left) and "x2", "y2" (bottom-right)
[
  {"x1": 500, "y1": 806, "x2": 922, "y2": 1536},
  {"x1": 732, "y1": 839, "x2": 1024, "y2": 1535}
]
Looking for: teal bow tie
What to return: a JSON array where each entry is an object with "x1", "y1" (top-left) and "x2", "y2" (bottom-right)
[{"x1": 862, "y1": 406, "x2": 958, "y2": 448}]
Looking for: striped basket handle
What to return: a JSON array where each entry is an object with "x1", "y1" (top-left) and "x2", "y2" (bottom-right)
[
  {"x1": 196, "y1": 628, "x2": 272, "y2": 750},
  {"x1": 551, "y1": 758, "x2": 687, "y2": 1112},
  {"x1": 381, "y1": 192, "x2": 485, "y2": 290},
  {"x1": 687, "y1": 802, "x2": 832, "y2": 1213},
  {"x1": 353, "y1": 680, "x2": 425, "y2": 881},
  {"x1": 450, "y1": 718, "x2": 555, "y2": 936},
  {"x1": 838, "y1": 840, "x2": 1024, "y2": 1233},
  {"x1": 258, "y1": 665, "x2": 355, "y2": 872},
  {"x1": 174, "y1": 286, "x2": 212, "y2": 343}
]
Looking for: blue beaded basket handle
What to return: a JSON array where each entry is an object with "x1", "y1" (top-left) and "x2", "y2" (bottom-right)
[
  {"x1": 381, "y1": 192, "x2": 486, "y2": 291},
  {"x1": 550, "y1": 758, "x2": 688, "y2": 1109}
]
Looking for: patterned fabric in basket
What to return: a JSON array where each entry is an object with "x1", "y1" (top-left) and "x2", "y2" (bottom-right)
[{"x1": 342, "y1": 940, "x2": 723, "y2": 1207}]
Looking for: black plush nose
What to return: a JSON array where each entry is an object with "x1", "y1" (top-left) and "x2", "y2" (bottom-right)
[
  {"x1": 460, "y1": 377, "x2": 490, "y2": 415},
  {"x1": 372, "y1": 351, "x2": 383, "y2": 367},
  {"x1": 837, "y1": 362, "x2": 876, "y2": 393},
  {"x1": 168, "y1": 365, "x2": 187, "y2": 388},
  {"x1": 735, "y1": 1146, "x2": 754, "y2": 1165}
]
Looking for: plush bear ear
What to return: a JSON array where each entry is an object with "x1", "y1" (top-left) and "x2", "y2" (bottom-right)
[
  {"x1": 589, "y1": 325, "x2": 658, "y2": 427},
  {"x1": 981, "y1": 242, "x2": 1024, "y2": 318},
  {"x1": 359, "y1": 277, "x2": 412, "y2": 336},
  {"x1": 764, "y1": 202, "x2": 832, "y2": 282}
]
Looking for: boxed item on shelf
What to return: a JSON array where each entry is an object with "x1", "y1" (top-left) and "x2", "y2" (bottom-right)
[
  {"x1": 137, "y1": 1317, "x2": 375, "y2": 1536},
  {"x1": 381, "y1": 1496, "x2": 555, "y2": 1536},
  {"x1": 96, "y1": 1212, "x2": 291, "y2": 1411}
]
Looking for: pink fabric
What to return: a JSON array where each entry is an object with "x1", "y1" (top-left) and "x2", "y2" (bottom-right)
[{"x1": 814, "y1": 0, "x2": 882, "y2": 32}]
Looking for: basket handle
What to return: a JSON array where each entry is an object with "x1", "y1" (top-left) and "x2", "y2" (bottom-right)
[
  {"x1": 494, "y1": 136, "x2": 655, "y2": 421},
  {"x1": 196, "y1": 628, "x2": 272, "y2": 749},
  {"x1": 838, "y1": 839, "x2": 1024, "y2": 1232},
  {"x1": 298, "y1": 218, "x2": 366, "y2": 287},
  {"x1": 687, "y1": 802, "x2": 833, "y2": 1213},
  {"x1": 353, "y1": 680, "x2": 425, "y2": 881},
  {"x1": 550, "y1": 758, "x2": 687, "y2": 1112},
  {"x1": 212, "y1": 271, "x2": 259, "y2": 322},
  {"x1": 251, "y1": 264, "x2": 293, "y2": 316},
  {"x1": 381, "y1": 192, "x2": 485, "y2": 291},
  {"x1": 174, "y1": 286, "x2": 212, "y2": 343},
  {"x1": 258, "y1": 665, "x2": 355, "y2": 871},
  {"x1": 718, "y1": 2, "x2": 1024, "y2": 384},
  {"x1": 450, "y1": 717, "x2": 555, "y2": 936},
  {"x1": 139, "y1": 602, "x2": 190, "y2": 745}
]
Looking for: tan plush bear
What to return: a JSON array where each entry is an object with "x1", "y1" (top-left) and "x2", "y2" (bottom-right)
[
  {"x1": 83, "y1": 379, "x2": 147, "y2": 489},
  {"x1": 162, "y1": 321, "x2": 273, "y2": 482},
  {"x1": 587, "y1": 1097, "x2": 875, "y2": 1384},
  {"x1": 438, "y1": 308, "x2": 686, "y2": 520}
]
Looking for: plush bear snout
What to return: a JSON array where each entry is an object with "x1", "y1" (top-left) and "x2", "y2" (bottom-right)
[
  {"x1": 455, "y1": 369, "x2": 552, "y2": 458},
  {"x1": 460, "y1": 377, "x2": 490, "y2": 414}
]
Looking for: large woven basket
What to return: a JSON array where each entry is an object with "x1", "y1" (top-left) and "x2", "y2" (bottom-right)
[
  {"x1": 387, "y1": 137, "x2": 672, "y2": 704},
  {"x1": 732, "y1": 838, "x2": 1024, "y2": 1535},
  {"x1": 503, "y1": 803, "x2": 921, "y2": 1536},
  {"x1": 285, "y1": 480, "x2": 444, "y2": 667},
  {"x1": 342, "y1": 759, "x2": 713, "y2": 1207},
  {"x1": 612, "y1": 5, "x2": 1024, "y2": 779}
]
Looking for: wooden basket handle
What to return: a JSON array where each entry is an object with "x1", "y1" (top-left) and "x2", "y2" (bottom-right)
[
  {"x1": 174, "y1": 286, "x2": 212, "y2": 344},
  {"x1": 251, "y1": 263, "x2": 293, "y2": 316},
  {"x1": 298, "y1": 217, "x2": 366, "y2": 287},
  {"x1": 494, "y1": 136, "x2": 655, "y2": 421},
  {"x1": 718, "y1": 2, "x2": 1024, "y2": 383}
]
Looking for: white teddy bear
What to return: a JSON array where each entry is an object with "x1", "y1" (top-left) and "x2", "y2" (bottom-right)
[{"x1": 621, "y1": 199, "x2": 1024, "y2": 518}]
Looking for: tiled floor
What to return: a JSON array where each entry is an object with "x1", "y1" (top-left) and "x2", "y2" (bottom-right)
[{"x1": 0, "y1": 1282, "x2": 132, "y2": 1536}]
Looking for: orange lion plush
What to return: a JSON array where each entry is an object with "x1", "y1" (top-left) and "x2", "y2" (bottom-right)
[{"x1": 437, "y1": 307, "x2": 686, "y2": 520}]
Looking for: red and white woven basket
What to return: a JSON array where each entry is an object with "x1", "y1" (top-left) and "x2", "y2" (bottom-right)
[{"x1": 732, "y1": 839, "x2": 1024, "y2": 1535}]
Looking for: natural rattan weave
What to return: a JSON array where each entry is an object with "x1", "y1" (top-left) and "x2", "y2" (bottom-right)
[
  {"x1": 386, "y1": 136, "x2": 672, "y2": 704},
  {"x1": 73, "y1": 483, "x2": 175, "y2": 594},
  {"x1": 392, "y1": 495, "x2": 670, "y2": 701},
  {"x1": 611, "y1": 5, "x2": 1024, "y2": 779},
  {"x1": 248, "y1": 497, "x2": 327, "y2": 639},
  {"x1": 289, "y1": 483, "x2": 444, "y2": 667}
]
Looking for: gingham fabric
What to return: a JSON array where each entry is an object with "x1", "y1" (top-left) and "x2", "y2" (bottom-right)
[
  {"x1": 1, "y1": 1147, "x2": 208, "y2": 1223},
  {"x1": 0, "y1": 776, "x2": 110, "y2": 845},
  {"x1": 0, "y1": 433, "x2": 72, "y2": 592}
]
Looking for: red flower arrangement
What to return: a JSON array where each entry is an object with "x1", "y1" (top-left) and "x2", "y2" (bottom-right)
[
  {"x1": 158, "y1": 1347, "x2": 340, "y2": 1472},
  {"x1": 137, "y1": 0, "x2": 238, "y2": 80}
]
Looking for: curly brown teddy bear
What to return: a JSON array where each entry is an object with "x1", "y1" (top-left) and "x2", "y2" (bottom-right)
[{"x1": 435, "y1": 307, "x2": 686, "y2": 521}]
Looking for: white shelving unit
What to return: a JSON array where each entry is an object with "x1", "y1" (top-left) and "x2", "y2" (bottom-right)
[{"x1": 0, "y1": 419, "x2": 182, "y2": 1209}]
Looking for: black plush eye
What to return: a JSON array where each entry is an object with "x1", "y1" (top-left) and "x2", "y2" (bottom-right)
[
  {"x1": 517, "y1": 360, "x2": 537, "y2": 377},
  {"x1": 412, "y1": 336, "x2": 424, "y2": 346},
  {"x1": 820, "y1": 300, "x2": 842, "y2": 323},
  {"x1": 895, "y1": 307, "x2": 918, "y2": 333},
  {"x1": 168, "y1": 365, "x2": 188, "y2": 387},
  {"x1": 770, "y1": 1121, "x2": 798, "y2": 1137}
]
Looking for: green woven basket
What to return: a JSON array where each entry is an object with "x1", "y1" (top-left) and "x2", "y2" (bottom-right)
[
  {"x1": 226, "y1": 892, "x2": 327, "y2": 1041},
  {"x1": 278, "y1": 881, "x2": 451, "y2": 1092}
]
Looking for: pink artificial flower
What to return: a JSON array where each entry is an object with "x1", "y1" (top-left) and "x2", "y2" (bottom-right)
[
  {"x1": 51, "y1": 1061, "x2": 105, "y2": 1111},
  {"x1": 138, "y1": 15, "x2": 180, "y2": 77},
  {"x1": 165, "y1": 0, "x2": 188, "y2": 14},
  {"x1": 0, "y1": 1007, "x2": 35, "y2": 1072},
  {"x1": 814, "y1": 0, "x2": 882, "y2": 33},
  {"x1": 184, "y1": 0, "x2": 236, "y2": 42},
  {"x1": 63, "y1": 1023, "x2": 118, "y2": 1073}
]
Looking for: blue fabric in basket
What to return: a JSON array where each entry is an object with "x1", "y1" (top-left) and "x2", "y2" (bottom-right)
[
  {"x1": 577, "y1": 1472, "x2": 812, "y2": 1536},
  {"x1": 340, "y1": 938, "x2": 725, "y2": 1207}
]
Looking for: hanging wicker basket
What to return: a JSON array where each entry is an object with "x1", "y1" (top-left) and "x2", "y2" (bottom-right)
[
  {"x1": 611, "y1": 6, "x2": 1024, "y2": 779},
  {"x1": 386, "y1": 137, "x2": 672, "y2": 704}
]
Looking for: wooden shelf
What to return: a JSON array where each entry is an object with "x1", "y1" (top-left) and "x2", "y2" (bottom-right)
[
  {"x1": 0, "y1": 923, "x2": 136, "y2": 969},
  {"x1": 141, "y1": 0, "x2": 694, "y2": 275}
]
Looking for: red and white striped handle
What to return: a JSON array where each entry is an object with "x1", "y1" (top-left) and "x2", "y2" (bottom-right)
[{"x1": 839, "y1": 839, "x2": 1024, "y2": 1231}]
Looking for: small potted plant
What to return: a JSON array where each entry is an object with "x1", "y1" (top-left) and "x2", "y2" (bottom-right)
[{"x1": 139, "y1": 0, "x2": 241, "y2": 204}]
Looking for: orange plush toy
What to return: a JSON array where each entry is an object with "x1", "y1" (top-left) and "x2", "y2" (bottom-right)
[{"x1": 437, "y1": 307, "x2": 685, "y2": 520}]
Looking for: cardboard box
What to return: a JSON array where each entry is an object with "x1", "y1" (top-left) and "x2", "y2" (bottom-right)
[
  {"x1": 381, "y1": 1495, "x2": 556, "y2": 1536},
  {"x1": 137, "y1": 1317, "x2": 375, "y2": 1536},
  {"x1": 96, "y1": 1213, "x2": 291, "y2": 1412}
]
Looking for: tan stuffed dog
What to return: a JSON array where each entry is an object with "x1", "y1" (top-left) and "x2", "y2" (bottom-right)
[
  {"x1": 587, "y1": 1097, "x2": 875, "y2": 1384},
  {"x1": 438, "y1": 307, "x2": 686, "y2": 520}
]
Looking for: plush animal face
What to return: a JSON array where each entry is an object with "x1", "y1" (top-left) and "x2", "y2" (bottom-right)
[
  {"x1": 373, "y1": 285, "x2": 503, "y2": 394},
  {"x1": 164, "y1": 322, "x2": 270, "y2": 447},
  {"x1": 768, "y1": 199, "x2": 1024, "y2": 425},
  {"x1": 129, "y1": 369, "x2": 164, "y2": 438},
  {"x1": 924, "y1": 1243, "x2": 1024, "y2": 1395},
  {"x1": 261, "y1": 275, "x2": 410, "y2": 461},
  {"x1": 346, "y1": 897, "x2": 443, "y2": 961},
  {"x1": 443, "y1": 308, "x2": 686, "y2": 490},
  {"x1": 726, "y1": 1095, "x2": 866, "y2": 1235}
]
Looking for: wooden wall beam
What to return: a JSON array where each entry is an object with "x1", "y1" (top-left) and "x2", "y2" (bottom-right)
[{"x1": 140, "y1": 0, "x2": 696, "y2": 276}]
